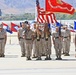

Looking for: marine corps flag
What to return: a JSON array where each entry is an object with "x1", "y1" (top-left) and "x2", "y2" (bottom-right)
[{"x1": 46, "y1": 0, "x2": 75, "y2": 15}]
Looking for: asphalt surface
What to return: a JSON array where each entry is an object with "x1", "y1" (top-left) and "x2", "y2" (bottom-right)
[{"x1": 0, "y1": 42, "x2": 75, "y2": 75}]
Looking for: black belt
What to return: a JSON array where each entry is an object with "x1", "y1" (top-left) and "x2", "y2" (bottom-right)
[
  {"x1": 64, "y1": 37, "x2": 68, "y2": 38},
  {"x1": 55, "y1": 37, "x2": 59, "y2": 39},
  {"x1": 26, "y1": 38, "x2": 32, "y2": 40},
  {"x1": 19, "y1": 37, "x2": 24, "y2": 39},
  {"x1": 0, "y1": 38, "x2": 4, "y2": 40}
]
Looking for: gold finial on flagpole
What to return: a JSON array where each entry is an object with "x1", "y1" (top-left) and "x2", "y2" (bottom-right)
[{"x1": 57, "y1": 0, "x2": 62, "y2": 4}]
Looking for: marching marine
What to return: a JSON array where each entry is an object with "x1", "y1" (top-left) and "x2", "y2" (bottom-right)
[
  {"x1": 23, "y1": 24, "x2": 34, "y2": 60},
  {"x1": 35, "y1": 24, "x2": 42, "y2": 60},
  {"x1": 40, "y1": 23, "x2": 45, "y2": 56},
  {"x1": 32, "y1": 23, "x2": 37, "y2": 58},
  {"x1": 18, "y1": 22, "x2": 27, "y2": 57},
  {"x1": 44, "y1": 23, "x2": 52, "y2": 60},
  {"x1": 62, "y1": 25, "x2": 71, "y2": 56},
  {"x1": 52, "y1": 27, "x2": 63, "y2": 60}
]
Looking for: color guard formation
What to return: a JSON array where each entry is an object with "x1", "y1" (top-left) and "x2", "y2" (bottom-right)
[
  {"x1": 0, "y1": 21, "x2": 74, "y2": 60},
  {"x1": 18, "y1": 21, "x2": 71, "y2": 60}
]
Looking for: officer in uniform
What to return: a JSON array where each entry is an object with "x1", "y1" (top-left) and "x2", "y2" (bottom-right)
[
  {"x1": 44, "y1": 23, "x2": 52, "y2": 60},
  {"x1": 24, "y1": 24, "x2": 34, "y2": 60},
  {"x1": 61, "y1": 26, "x2": 65, "y2": 54},
  {"x1": 18, "y1": 22, "x2": 27, "y2": 57},
  {"x1": 62, "y1": 25, "x2": 71, "y2": 56},
  {"x1": 74, "y1": 33, "x2": 76, "y2": 57},
  {"x1": 0, "y1": 24, "x2": 7, "y2": 57},
  {"x1": 35, "y1": 24, "x2": 42, "y2": 60},
  {"x1": 32, "y1": 23, "x2": 37, "y2": 58},
  {"x1": 40, "y1": 23, "x2": 45, "y2": 56},
  {"x1": 52, "y1": 27, "x2": 63, "y2": 60}
]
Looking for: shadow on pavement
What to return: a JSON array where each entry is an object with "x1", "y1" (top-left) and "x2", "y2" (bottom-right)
[
  {"x1": 62, "y1": 59, "x2": 76, "y2": 61},
  {"x1": 5, "y1": 55, "x2": 18, "y2": 58}
]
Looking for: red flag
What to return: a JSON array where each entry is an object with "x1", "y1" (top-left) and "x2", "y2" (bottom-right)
[
  {"x1": 36, "y1": 0, "x2": 57, "y2": 24},
  {"x1": 46, "y1": 0, "x2": 75, "y2": 15},
  {"x1": 11, "y1": 22, "x2": 20, "y2": 32}
]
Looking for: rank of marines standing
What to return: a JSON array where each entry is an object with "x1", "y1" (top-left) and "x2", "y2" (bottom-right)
[
  {"x1": 17, "y1": 21, "x2": 72, "y2": 60},
  {"x1": 0, "y1": 21, "x2": 73, "y2": 60}
]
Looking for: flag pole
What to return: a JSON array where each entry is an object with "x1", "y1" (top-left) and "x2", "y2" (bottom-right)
[{"x1": 35, "y1": 0, "x2": 37, "y2": 21}]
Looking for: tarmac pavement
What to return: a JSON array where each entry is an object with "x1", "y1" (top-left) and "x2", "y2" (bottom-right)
[{"x1": 0, "y1": 42, "x2": 76, "y2": 75}]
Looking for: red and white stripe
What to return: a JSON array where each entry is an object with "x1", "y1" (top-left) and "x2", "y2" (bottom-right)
[
  {"x1": 36, "y1": 0, "x2": 57, "y2": 24},
  {"x1": 37, "y1": 13, "x2": 57, "y2": 24}
]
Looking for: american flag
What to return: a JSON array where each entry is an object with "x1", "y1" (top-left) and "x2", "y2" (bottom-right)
[{"x1": 36, "y1": 0, "x2": 57, "y2": 24}]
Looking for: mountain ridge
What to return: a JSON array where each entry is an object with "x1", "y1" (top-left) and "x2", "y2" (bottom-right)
[{"x1": 0, "y1": 0, "x2": 75, "y2": 14}]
